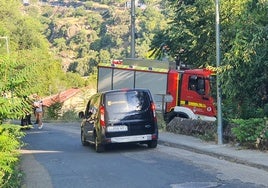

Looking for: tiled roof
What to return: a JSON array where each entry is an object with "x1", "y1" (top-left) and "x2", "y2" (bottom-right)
[{"x1": 42, "y1": 88, "x2": 81, "y2": 107}]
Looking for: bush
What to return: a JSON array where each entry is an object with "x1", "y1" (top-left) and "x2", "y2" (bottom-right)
[
  {"x1": 60, "y1": 110, "x2": 80, "y2": 121},
  {"x1": 156, "y1": 112, "x2": 166, "y2": 130},
  {"x1": 0, "y1": 124, "x2": 25, "y2": 187},
  {"x1": 231, "y1": 118, "x2": 268, "y2": 149},
  {"x1": 46, "y1": 102, "x2": 63, "y2": 120}
]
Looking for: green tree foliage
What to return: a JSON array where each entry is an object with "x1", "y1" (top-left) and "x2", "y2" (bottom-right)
[
  {"x1": 136, "y1": 4, "x2": 168, "y2": 58},
  {"x1": 73, "y1": 7, "x2": 87, "y2": 17},
  {"x1": 66, "y1": 72, "x2": 86, "y2": 87},
  {"x1": 0, "y1": 124, "x2": 24, "y2": 187},
  {"x1": 39, "y1": 0, "x2": 169, "y2": 74},
  {"x1": 150, "y1": 0, "x2": 267, "y2": 119},
  {"x1": 150, "y1": 0, "x2": 216, "y2": 66},
  {"x1": 84, "y1": 1, "x2": 94, "y2": 10},
  {"x1": 221, "y1": 0, "x2": 268, "y2": 119},
  {"x1": 86, "y1": 13, "x2": 103, "y2": 31},
  {"x1": 232, "y1": 118, "x2": 268, "y2": 149},
  {"x1": 53, "y1": 38, "x2": 67, "y2": 51},
  {"x1": 0, "y1": 56, "x2": 33, "y2": 122},
  {"x1": 0, "y1": 0, "x2": 86, "y2": 122},
  {"x1": 46, "y1": 102, "x2": 63, "y2": 120},
  {"x1": 99, "y1": 49, "x2": 111, "y2": 63}
]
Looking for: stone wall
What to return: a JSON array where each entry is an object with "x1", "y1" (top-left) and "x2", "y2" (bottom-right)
[{"x1": 166, "y1": 117, "x2": 236, "y2": 143}]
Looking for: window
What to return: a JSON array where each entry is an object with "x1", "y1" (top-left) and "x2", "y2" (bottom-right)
[
  {"x1": 85, "y1": 95, "x2": 100, "y2": 118},
  {"x1": 189, "y1": 75, "x2": 205, "y2": 95},
  {"x1": 105, "y1": 91, "x2": 150, "y2": 121}
]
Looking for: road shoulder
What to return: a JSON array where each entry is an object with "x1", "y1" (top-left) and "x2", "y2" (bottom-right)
[{"x1": 20, "y1": 149, "x2": 53, "y2": 188}]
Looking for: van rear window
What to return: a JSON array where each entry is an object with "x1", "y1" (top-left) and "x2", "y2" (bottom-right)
[{"x1": 105, "y1": 91, "x2": 150, "y2": 119}]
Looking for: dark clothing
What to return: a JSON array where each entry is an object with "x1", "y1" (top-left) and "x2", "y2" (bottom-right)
[{"x1": 21, "y1": 114, "x2": 32, "y2": 126}]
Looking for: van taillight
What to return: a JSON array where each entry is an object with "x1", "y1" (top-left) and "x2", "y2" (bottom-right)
[
  {"x1": 151, "y1": 103, "x2": 156, "y2": 119},
  {"x1": 100, "y1": 106, "x2": 105, "y2": 127}
]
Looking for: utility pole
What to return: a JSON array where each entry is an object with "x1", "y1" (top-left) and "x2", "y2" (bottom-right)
[
  {"x1": 130, "y1": 0, "x2": 135, "y2": 58},
  {"x1": 215, "y1": 0, "x2": 223, "y2": 144}
]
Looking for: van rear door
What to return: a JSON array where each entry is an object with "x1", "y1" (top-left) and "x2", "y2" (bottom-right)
[{"x1": 104, "y1": 90, "x2": 156, "y2": 137}]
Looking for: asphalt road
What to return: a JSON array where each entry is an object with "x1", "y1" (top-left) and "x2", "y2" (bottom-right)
[{"x1": 20, "y1": 123, "x2": 267, "y2": 188}]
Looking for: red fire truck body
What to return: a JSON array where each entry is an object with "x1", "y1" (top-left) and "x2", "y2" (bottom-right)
[{"x1": 97, "y1": 59, "x2": 216, "y2": 122}]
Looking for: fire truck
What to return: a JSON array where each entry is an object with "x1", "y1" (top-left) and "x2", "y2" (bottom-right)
[{"x1": 97, "y1": 59, "x2": 216, "y2": 122}]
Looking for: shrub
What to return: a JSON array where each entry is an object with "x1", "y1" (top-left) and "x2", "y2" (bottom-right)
[
  {"x1": 0, "y1": 124, "x2": 25, "y2": 187},
  {"x1": 60, "y1": 110, "x2": 80, "y2": 121},
  {"x1": 156, "y1": 113, "x2": 166, "y2": 130},
  {"x1": 231, "y1": 118, "x2": 268, "y2": 149},
  {"x1": 46, "y1": 102, "x2": 63, "y2": 120}
]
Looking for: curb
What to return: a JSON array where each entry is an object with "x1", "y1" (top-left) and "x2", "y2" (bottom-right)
[{"x1": 158, "y1": 140, "x2": 268, "y2": 172}]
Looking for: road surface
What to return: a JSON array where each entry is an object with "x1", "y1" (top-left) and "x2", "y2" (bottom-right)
[{"x1": 20, "y1": 123, "x2": 268, "y2": 188}]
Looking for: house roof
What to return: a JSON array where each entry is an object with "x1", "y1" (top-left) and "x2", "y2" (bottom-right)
[{"x1": 42, "y1": 88, "x2": 81, "y2": 107}]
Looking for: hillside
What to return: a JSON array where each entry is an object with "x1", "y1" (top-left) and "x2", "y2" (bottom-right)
[{"x1": 23, "y1": 0, "x2": 167, "y2": 76}]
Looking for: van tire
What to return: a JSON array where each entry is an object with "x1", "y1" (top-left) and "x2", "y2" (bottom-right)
[
  {"x1": 148, "y1": 140, "x2": 157, "y2": 148},
  {"x1": 81, "y1": 130, "x2": 89, "y2": 146},
  {"x1": 95, "y1": 134, "x2": 105, "y2": 153}
]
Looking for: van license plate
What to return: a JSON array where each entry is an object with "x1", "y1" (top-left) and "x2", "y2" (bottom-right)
[{"x1": 107, "y1": 125, "x2": 128, "y2": 132}]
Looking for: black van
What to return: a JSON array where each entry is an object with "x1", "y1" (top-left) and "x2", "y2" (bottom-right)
[{"x1": 79, "y1": 89, "x2": 158, "y2": 152}]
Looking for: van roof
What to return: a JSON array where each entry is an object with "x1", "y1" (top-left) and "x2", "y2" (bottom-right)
[{"x1": 102, "y1": 88, "x2": 150, "y2": 94}]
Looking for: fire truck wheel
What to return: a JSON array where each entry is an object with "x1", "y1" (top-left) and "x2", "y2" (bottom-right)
[
  {"x1": 165, "y1": 111, "x2": 177, "y2": 123},
  {"x1": 166, "y1": 111, "x2": 189, "y2": 123}
]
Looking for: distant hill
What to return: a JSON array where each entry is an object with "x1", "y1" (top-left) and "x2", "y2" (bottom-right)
[{"x1": 24, "y1": 0, "x2": 167, "y2": 76}]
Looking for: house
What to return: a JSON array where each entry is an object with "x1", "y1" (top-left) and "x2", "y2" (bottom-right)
[{"x1": 42, "y1": 87, "x2": 95, "y2": 115}]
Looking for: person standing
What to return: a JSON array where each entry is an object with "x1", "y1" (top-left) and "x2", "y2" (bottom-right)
[{"x1": 33, "y1": 95, "x2": 44, "y2": 129}]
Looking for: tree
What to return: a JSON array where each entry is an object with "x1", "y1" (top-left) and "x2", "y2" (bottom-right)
[
  {"x1": 0, "y1": 0, "x2": 86, "y2": 120},
  {"x1": 151, "y1": 0, "x2": 268, "y2": 119},
  {"x1": 0, "y1": 56, "x2": 32, "y2": 122},
  {"x1": 86, "y1": 13, "x2": 103, "y2": 31},
  {"x1": 150, "y1": 0, "x2": 215, "y2": 66},
  {"x1": 221, "y1": 0, "x2": 268, "y2": 118},
  {"x1": 99, "y1": 49, "x2": 111, "y2": 63},
  {"x1": 53, "y1": 38, "x2": 67, "y2": 51}
]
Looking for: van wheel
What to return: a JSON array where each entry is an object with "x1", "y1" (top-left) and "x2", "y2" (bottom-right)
[
  {"x1": 81, "y1": 130, "x2": 89, "y2": 146},
  {"x1": 94, "y1": 134, "x2": 105, "y2": 153},
  {"x1": 148, "y1": 140, "x2": 157, "y2": 148}
]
